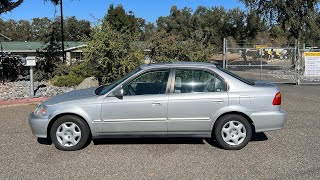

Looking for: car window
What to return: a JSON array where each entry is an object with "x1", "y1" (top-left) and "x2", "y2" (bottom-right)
[
  {"x1": 95, "y1": 68, "x2": 141, "y2": 95},
  {"x1": 217, "y1": 66, "x2": 255, "y2": 85},
  {"x1": 123, "y1": 70, "x2": 170, "y2": 96},
  {"x1": 174, "y1": 69, "x2": 226, "y2": 93}
]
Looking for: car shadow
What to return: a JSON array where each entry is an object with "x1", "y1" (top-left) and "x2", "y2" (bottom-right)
[
  {"x1": 205, "y1": 132, "x2": 268, "y2": 148},
  {"x1": 93, "y1": 137, "x2": 205, "y2": 145},
  {"x1": 37, "y1": 137, "x2": 52, "y2": 145},
  {"x1": 251, "y1": 132, "x2": 268, "y2": 141},
  {"x1": 37, "y1": 132, "x2": 268, "y2": 148}
]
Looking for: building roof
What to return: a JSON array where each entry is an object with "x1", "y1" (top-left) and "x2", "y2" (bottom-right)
[{"x1": 0, "y1": 41, "x2": 86, "y2": 52}]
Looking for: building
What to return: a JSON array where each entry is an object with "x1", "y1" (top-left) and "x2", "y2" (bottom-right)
[
  {"x1": 1, "y1": 33, "x2": 152, "y2": 64},
  {"x1": 0, "y1": 39, "x2": 86, "y2": 64}
]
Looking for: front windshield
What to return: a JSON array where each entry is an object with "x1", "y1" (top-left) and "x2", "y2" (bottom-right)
[
  {"x1": 217, "y1": 66, "x2": 255, "y2": 85},
  {"x1": 94, "y1": 68, "x2": 141, "y2": 95}
]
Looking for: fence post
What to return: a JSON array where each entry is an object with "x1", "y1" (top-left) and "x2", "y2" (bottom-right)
[
  {"x1": 26, "y1": 56, "x2": 36, "y2": 97},
  {"x1": 223, "y1": 38, "x2": 226, "y2": 69},
  {"x1": 295, "y1": 40, "x2": 300, "y2": 85},
  {"x1": 260, "y1": 50, "x2": 263, "y2": 80},
  {"x1": 30, "y1": 66, "x2": 34, "y2": 97},
  {"x1": 298, "y1": 40, "x2": 301, "y2": 85}
]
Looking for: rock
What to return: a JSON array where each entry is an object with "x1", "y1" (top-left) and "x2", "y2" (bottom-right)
[
  {"x1": 0, "y1": 81, "x2": 74, "y2": 100},
  {"x1": 76, "y1": 77, "x2": 99, "y2": 90}
]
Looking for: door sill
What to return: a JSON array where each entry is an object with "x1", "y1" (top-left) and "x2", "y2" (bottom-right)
[{"x1": 92, "y1": 132, "x2": 211, "y2": 139}]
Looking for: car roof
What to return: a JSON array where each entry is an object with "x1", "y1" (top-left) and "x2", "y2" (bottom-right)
[{"x1": 140, "y1": 61, "x2": 216, "y2": 70}]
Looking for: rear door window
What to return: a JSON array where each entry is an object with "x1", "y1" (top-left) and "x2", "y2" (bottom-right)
[{"x1": 174, "y1": 69, "x2": 226, "y2": 93}]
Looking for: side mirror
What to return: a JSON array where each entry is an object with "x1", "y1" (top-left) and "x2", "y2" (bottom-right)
[{"x1": 112, "y1": 87, "x2": 123, "y2": 99}]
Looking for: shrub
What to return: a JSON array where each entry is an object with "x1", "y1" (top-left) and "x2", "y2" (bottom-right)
[
  {"x1": 51, "y1": 74, "x2": 85, "y2": 87},
  {"x1": 81, "y1": 25, "x2": 144, "y2": 84}
]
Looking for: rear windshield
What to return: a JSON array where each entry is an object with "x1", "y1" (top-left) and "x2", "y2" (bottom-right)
[{"x1": 217, "y1": 66, "x2": 255, "y2": 85}]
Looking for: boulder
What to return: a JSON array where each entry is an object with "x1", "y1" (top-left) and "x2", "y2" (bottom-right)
[{"x1": 76, "y1": 77, "x2": 99, "y2": 90}]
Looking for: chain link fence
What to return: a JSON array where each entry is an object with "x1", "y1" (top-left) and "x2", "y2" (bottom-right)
[{"x1": 223, "y1": 38, "x2": 298, "y2": 84}]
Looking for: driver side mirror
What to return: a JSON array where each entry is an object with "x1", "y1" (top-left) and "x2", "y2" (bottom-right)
[{"x1": 112, "y1": 87, "x2": 124, "y2": 99}]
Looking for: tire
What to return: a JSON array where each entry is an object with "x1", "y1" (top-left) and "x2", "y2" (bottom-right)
[
  {"x1": 214, "y1": 114, "x2": 252, "y2": 150},
  {"x1": 50, "y1": 115, "x2": 90, "y2": 151}
]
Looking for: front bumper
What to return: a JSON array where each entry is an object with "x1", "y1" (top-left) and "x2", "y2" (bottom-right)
[
  {"x1": 28, "y1": 112, "x2": 49, "y2": 138},
  {"x1": 251, "y1": 110, "x2": 287, "y2": 132}
]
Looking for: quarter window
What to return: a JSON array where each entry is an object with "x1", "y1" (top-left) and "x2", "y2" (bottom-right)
[
  {"x1": 174, "y1": 69, "x2": 226, "y2": 93},
  {"x1": 123, "y1": 70, "x2": 170, "y2": 96}
]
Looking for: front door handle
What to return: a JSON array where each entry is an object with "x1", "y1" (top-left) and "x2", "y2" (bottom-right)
[{"x1": 152, "y1": 102, "x2": 162, "y2": 106}]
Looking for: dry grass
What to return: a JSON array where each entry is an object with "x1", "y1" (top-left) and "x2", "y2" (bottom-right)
[{"x1": 211, "y1": 53, "x2": 242, "y2": 61}]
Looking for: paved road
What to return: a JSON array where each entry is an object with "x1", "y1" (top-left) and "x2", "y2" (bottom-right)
[{"x1": 0, "y1": 84, "x2": 320, "y2": 180}]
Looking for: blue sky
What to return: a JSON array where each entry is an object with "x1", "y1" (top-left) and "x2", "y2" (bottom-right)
[{"x1": 0, "y1": 0, "x2": 245, "y2": 24}]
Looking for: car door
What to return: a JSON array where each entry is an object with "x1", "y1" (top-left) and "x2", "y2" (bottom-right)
[
  {"x1": 168, "y1": 68, "x2": 228, "y2": 134},
  {"x1": 100, "y1": 69, "x2": 171, "y2": 134}
]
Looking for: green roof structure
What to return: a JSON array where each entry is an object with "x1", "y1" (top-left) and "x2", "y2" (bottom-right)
[{"x1": 1, "y1": 41, "x2": 86, "y2": 52}]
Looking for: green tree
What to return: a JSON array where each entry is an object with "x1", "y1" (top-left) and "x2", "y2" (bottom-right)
[
  {"x1": 79, "y1": 24, "x2": 143, "y2": 83},
  {"x1": 104, "y1": 4, "x2": 138, "y2": 34},
  {"x1": 36, "y1": 20, "x2": 62, "y2": 80},
  {"x1": 64, "y1": 16, "x2": 91, "y2": 41},
  {"x1": 16, "y1": 20, "x2": 32, "y2": 40},
  {"x1": 0, "y1": 17, "x2": 91, "y2": 41},
  {"x1": 44, "y1": 0, "x2": 59, "y2": 5},
  {"x1": 302, "y1": 12, "x2": 320, "y2": 45},
  {"x1": 157, "y1": 6, "x2": 193, "y2": 40},
  {"x1": 0, "y1": 19, "x2": 18, "y2": 39},
  {"x1": 224, "y1": 8, "x2": 247, "y2": 42},
  {"x1": 269, "y1": 24, "x2": 289, "y2": 45},
  {"x1": 31, "y1": 17, "x2": 52, "y2": 41},
  {"x1": 136, "y1": 18, "x2": 156, "y2": 41},
  {"x1": 149, "y1": 29, "x2": 214, "y2": 62},
  {"x1": 239, "y1": 0, "x2": 320, "y2": 40},
  {"x1": 0, "y1": 0, "x2": 23, "y2": 14},
  {"x1": 245, "y1": 9, "x2": 266, "y2": 41}
]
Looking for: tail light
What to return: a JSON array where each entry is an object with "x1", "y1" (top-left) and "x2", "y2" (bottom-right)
[{"x1": 272, "y1": 92, "x2": 282, "y2": 105}]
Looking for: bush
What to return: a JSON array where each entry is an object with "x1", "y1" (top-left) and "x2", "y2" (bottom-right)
[
  {"x1": 54, "y1": 63, "x2": 72, "y2": 77},
  {"x1": 51, "y1": 74, "x2": 85, "y2": 87},
  {"x1": 81, "y1": 25, "x2": 143, "y2": 84}
]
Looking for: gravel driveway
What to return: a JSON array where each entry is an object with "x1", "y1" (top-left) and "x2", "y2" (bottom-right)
[{"x1": 0, "y1": 84, "x2": 319, "y2": 180}]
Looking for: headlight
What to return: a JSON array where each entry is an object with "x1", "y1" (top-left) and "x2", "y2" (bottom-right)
[{"x1": 34, "y1": 105, "x2": 47, "y2": 116}]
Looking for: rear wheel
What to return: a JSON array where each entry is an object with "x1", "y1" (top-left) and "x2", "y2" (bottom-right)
[
  {"x1": 50, "y1": 115, "x2": 90, "y2": 151},
  {"x1": 214, "y1": 114, "x2": 252, "y2": 150}
]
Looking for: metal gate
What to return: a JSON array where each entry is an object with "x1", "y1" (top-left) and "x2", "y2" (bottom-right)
[{"x1": 222, "y1": 38, "x2": 298, "y2": 84}]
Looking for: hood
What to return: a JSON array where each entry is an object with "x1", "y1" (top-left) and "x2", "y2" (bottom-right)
[{"x1": 43, "y1": 87, "x2": 97, "y2": 106}]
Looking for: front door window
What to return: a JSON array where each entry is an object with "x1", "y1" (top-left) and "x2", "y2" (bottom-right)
[{"x1": 123, "y1": 70, "x2": 170, "y2": 96}]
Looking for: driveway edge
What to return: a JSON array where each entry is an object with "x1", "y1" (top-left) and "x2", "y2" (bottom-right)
[{"x1": 0, "y1": 97, "x2": 48, "y2": 107}]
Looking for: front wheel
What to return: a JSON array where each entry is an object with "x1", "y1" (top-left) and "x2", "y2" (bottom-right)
[
  {"x1": 214, "y1": 114, "x2": 252, "y2": 150},
  {"x1": 50, "y1": 115, "x2": 90, "y2": 151}
]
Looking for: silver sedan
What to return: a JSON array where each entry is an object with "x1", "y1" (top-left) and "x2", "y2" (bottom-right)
[{"x1": 29, "y1": 62, "x2": 286, "y2": 151}]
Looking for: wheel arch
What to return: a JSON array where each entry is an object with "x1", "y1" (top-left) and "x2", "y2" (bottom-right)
[
  {"x1": 47, "y1": 113, "x2": 92, "y2": 139},
  {"x1": 212, "y1": 111, "x2": 256, "y2": 133}
]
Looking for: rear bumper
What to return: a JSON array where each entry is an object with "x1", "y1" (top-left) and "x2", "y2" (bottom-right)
[
  {"x1": 28, "y1": 113, "x2": 49, "y2": 138},
  {"x1": 251, "y1": 110, "x2": 286, "y2": 132}
]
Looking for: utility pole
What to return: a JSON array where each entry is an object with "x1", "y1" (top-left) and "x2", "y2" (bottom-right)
[
  {"x1": 0, "y1": 40, "x2": 3, "y2": 84},
  {"x1": 60, "y1": 0, "x2": 66, "y2": 63}
]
